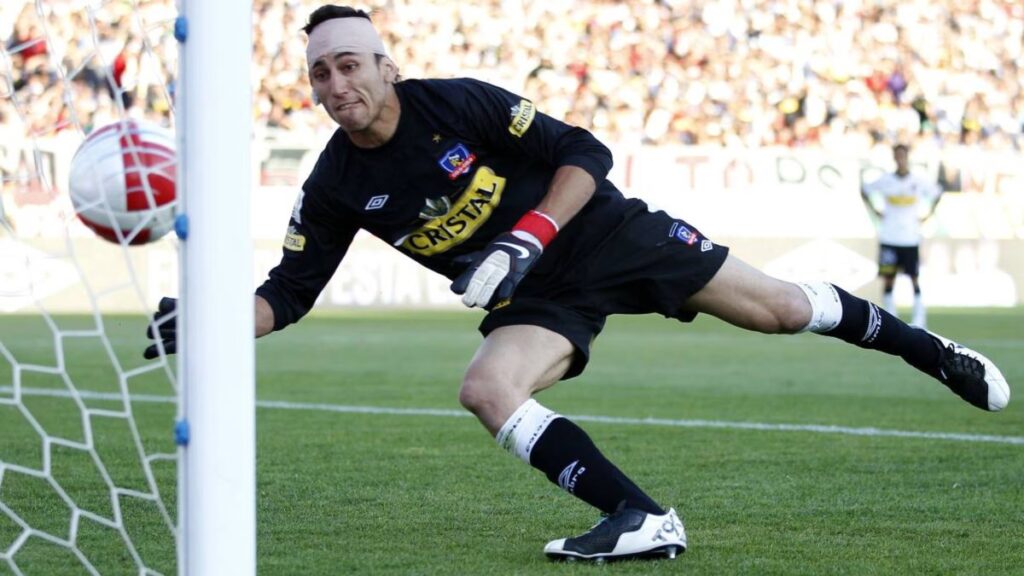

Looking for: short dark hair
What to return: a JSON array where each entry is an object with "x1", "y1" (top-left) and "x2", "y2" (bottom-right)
[
  {"x1": 302, "y1": 5, "x2": 371, "y2": 35},
  {"x1": 893, "y1": 143, "x2": 910, "y2": 154}
]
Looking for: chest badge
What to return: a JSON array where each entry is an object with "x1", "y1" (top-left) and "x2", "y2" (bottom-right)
[{"x1": 438, "y1": 143, "x2": 476, "y2": 180}]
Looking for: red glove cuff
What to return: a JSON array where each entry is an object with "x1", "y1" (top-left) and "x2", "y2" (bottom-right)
[{"x1": 512, "y1": 210, "x2": 559, "y2": 248}]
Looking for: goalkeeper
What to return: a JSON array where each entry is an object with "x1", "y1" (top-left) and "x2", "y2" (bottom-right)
[{"x1": 146, "y1": 5, "x2": 1010, "y2": 563}]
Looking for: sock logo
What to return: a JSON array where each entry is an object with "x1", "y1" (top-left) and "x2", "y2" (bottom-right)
[
  {"x1": 557, "y1": 460, "x2": 586, "y2": 493},
  {"x1": 862, "y1": 303, "x2": 882, "y2": 344}
]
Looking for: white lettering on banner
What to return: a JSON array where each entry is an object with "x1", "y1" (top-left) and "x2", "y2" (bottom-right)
[
  {"x1": 763, "y1": 239, "x2": 877, "y2": 292},
  {"x1": 0, "y1": 239, "x2": 79, "y2": 313},
  {"x1": 327, "y1": 246, "x2": 460, "y2": 307},
  {"x1": 910, "y1": 241, "x2": 1017, "y2": 307},
  {"x1": 4, "y1": 140, "x2": 1023, "y2": 311}
]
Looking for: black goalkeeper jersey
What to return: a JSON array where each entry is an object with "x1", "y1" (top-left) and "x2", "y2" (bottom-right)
[{"x1": 256, "y1": 77, "x2": 640, "y2": 330}]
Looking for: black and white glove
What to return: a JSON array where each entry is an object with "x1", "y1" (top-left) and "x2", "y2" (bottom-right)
[
  {"x1": 451, "y1": 231, "x2": 543, "y2": 308},
  {"x1": 143, "y1": 296, "x2": 178, "y2": 359}
]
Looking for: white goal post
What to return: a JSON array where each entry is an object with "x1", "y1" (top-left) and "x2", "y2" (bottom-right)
[
  {"x1": 176, "y1": 0, "x2": 255, "y2": 575},
  {"x1": 0, "y1": 0, "x2": 255, "y2": 573}
]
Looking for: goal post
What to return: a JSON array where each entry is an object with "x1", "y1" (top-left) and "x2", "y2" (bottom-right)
[{"x1": 176, "y1": 0, "x2": 255, "y2": 574}]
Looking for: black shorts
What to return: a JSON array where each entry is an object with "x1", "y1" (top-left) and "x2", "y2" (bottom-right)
[
  {"x1": 878, "y1": 244, "x2": 920, "y2": 277},
  {"x1": 479, "y1": 204, "x2": 729, "y2": 379}
]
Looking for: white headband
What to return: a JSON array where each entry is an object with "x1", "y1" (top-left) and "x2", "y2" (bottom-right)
[{"x1": 306, "y1": 17, "x2": 388, "y2": 68}]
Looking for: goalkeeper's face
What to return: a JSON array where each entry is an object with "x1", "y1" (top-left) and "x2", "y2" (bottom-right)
[{"x1": 309, "y1": 51, "x2": 398, "y2": 136}]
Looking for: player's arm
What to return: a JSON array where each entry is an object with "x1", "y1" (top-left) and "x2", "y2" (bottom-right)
[
  {"x1": 860, "y1": 180, "x2": 883, "y2": 219},
  {"x1": 254, "y1": 186, "x2": 357, "y2": 332},
  {"x1": 449, "y1": 79, "x2": 609, "y2": 307},
  {"x1": 144, "y1": 185, "x2": 356, "y2": 358},
  {"x1": 921, "y1": 181, "x2": 944, "y2": 222},
  {"x1": 255, "y1": 295, "x2": 275, "y2": 337},
  {"x1": 534, "y1": 164, "x2": 596, "y2": 228}
]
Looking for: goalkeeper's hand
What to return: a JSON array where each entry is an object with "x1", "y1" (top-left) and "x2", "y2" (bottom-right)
[
  {"x1": 143, "y1": 297, "x2": 177, "y2": 360},
  {"x1": 451, "y1": 231, "x2": 542, "y2": 308}
]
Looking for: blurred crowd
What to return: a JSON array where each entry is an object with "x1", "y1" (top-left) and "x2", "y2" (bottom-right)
[{"x1": 2, "y1": 0, "x2": 1023, "y2": 152}]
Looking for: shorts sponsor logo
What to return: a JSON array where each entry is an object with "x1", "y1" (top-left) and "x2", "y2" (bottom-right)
[
  {"x1": 365, "y1": 194, "x2": 389, "y2": 210},
  {"x1": 668, "y1": 222, "x2": 698, "y2": 245},
  {"x1": 701, "y1": 239, "x2": 713, "y2": 252},
  {"x1": 492, "y1": 298, "x2": 511, "y2": 310},
  {"x1": 438, "y1": 143, "x2": 476, "y2": 180},
  {"x1": 399, "y1": 166, "x2": 507, "y2": 256},
  {"x1": 508, "y1": 99, "x2": 535, "y2": 137},
  {"x1": 283, "y1": 225, "x2": 306, "y2": 252}
]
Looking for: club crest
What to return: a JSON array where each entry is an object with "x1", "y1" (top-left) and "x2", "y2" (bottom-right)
[{"x1": 438, "y1": 143, "x2": 476, "y2": 180}]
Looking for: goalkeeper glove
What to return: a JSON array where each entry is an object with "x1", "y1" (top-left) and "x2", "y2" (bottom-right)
[
  {"x1": 451, "y1": 209, "x2": 560, "y2": 308},
  {"x1": 451, "y1": 231, "x2": 543, "y2": 308},
  {"x1": 143, "y1": 296, "x2": 178, "y2": 359}
]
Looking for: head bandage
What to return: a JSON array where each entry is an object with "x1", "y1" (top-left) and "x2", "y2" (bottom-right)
[{"x1": 306, "y1": 17, "x2": 388, "y2": 69}]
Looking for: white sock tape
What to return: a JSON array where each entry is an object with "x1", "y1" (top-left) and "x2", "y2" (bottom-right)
[
  {"x1": 796, "y1": 281, "x2": 843, "y2": 333},
  {"x1": 495, "y1": 399, "x2": 560, "y2": 463}
]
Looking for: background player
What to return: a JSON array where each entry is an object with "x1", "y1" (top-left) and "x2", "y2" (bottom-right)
[{"x1": 861, "y1": 143, "x2": 943, "y2": 328}]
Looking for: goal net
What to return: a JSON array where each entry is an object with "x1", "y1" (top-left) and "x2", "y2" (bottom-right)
[{"x1": 0, "y1": 1, "x2": 253, "y2": 574}]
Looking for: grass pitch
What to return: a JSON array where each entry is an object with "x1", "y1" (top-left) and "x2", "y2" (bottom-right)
[{"x1": 1, "y1": 308, "x2": 1022, "y2": 575}]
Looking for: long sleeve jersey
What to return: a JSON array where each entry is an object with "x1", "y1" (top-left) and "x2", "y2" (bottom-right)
[{"x1": 256, "y1": 77, "x2": 637, "y2": 331}]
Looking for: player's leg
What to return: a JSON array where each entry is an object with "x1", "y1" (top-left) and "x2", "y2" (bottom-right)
[
  {"x1": 459, "y1": 324, "x2": 685, "y2": 560},
  {"x1": 906, "y1": 246, "x2": 926, "y2": 328},
  {"x1": 909, "y1": 274, "x2": 926, "y2": 327},
  {"x1": 683, "y1": 254, "x2": 1009, "y2": 411},
  {"x1": 879, "y1": 244, "x2": 898, "y2": 315},
  {"x1": 881, "y1": 273, "x2": 897, "y2": 315}
]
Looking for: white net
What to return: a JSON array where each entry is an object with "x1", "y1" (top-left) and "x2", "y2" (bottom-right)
[{"x1": 0, "y1": 1, "x2": 179, "y2": 574}]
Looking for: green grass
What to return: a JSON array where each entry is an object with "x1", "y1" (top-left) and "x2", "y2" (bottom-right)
[{"x1": 1, "y1": 308, "x2": 1022, "y2": 575}]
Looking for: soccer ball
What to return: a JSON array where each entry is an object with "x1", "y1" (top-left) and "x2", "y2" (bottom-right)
[{"x1": 69, "y1": 119, "x2": 177, "y2": 245}]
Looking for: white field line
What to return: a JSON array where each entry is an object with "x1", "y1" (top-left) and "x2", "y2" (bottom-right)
[{"x1": 4, "y1": 386, "x2": 1023, "y2": 446}]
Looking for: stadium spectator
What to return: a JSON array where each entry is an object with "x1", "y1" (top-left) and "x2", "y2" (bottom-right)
[
  {"x1": 2, "y1": 0, "x2": 1022, "y2": 152},
  {"x1": 145, "y1": 5, "x2": 1010, "y2": 563}
]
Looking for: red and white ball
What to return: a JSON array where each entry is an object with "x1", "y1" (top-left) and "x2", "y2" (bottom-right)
[{"x1": 69, "y1": 119, "x2": 176, "y2": 245}]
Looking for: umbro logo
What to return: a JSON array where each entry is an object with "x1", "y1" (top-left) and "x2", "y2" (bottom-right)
[
  {"x1": 558, "y1": 460, "x2": 586, "y2": 493},
  {"x1": 863, "y1": 303, "x2": 882, "y2": 343},
  {"x1": 365, "y1": 195, "x2": 389, "y2": 210}
]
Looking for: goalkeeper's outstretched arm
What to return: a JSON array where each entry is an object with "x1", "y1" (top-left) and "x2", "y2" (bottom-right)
[
  {"x1": 143, "y1": 295, "x2": 277, "y2": 359},
  {"x1": 255, "y1": 295, "x2": 275, "y2": 337}
]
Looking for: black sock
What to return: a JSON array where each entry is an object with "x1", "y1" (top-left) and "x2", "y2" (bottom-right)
[
  {"x1": 528, "y1": 417, "x2": 664, "y2": 515},
  {"x1": 824, "y1": 285, "x2": 943, "y2": 376}
]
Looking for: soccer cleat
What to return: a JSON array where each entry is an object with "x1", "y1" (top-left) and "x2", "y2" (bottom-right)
[
  {"x1": 929, "y1": 332, "x2": 1010, "y2": 412},
  {"x1": 544, "y1": 506, "x2": 686, "y2": 562}
]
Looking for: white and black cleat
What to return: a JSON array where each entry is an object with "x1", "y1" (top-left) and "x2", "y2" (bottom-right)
[
  {"x1": 929, "y1": 332, "x2": 1010, "y2": 412},
  {"x1": 544, "y1": 506, "x2": 686, "y2": 562}
]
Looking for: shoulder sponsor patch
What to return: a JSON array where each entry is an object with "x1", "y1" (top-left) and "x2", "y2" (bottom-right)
[
  {"x1": 438, "y1": 143, "x2": 476, "y2": 180},
  {"x1": 508, "y1": 99, "x2": 535, "y2": 137},
  {"x1": 283, "y1": 225, "x2": 306, "y2": 252}
]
